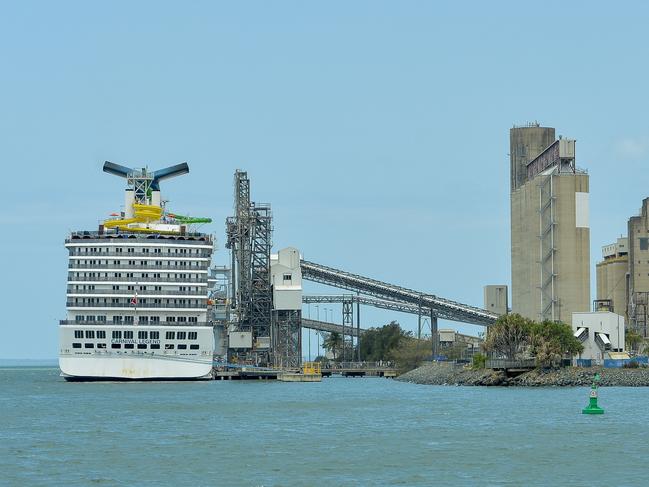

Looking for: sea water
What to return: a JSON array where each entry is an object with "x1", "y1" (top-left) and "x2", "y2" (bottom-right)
[{"x1": 1, "y1": 366, "x2": 648, "y2": 486}]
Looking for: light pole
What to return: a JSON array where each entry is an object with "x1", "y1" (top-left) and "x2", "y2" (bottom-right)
[
  {"x1": 308, "y1": 304, "x2": 311, "y2": 361},
  {"x1": 315, "y1": 305, "x2": 320, "y2": 359}
]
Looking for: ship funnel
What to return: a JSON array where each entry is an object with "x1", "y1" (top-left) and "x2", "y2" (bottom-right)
[{"x1": 103, "y1": 161, "x2": 190, "y2": 190}]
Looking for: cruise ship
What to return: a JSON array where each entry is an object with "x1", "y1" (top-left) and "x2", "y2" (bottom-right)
[{"x1": 59, "y1": 162, "x2": 215, "y2": 380}]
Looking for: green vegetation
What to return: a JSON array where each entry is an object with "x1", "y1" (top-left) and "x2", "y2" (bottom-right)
[
  {"x1": 358, "y1": 321, "x2": 406, "y2": 361},
  {"x1": 471, "y1": 352, "x2": 486, "y2": 370},
  {"x1": 391, "y1": 336, "x2": 430, "y2": 374},
  {"x1": 483, "y1": 313, "x2": 584, "y2": 368},
  {"x1": 625, "y1": 330, "x2": 644, "y2": 353},
  {"x1": 322, "y1": 331, "x2": 342, "y2": 360}
]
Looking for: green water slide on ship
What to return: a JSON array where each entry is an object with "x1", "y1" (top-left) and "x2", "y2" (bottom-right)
[{"x1": 168, "y1": 213, "x2": 212, "y2": 224}]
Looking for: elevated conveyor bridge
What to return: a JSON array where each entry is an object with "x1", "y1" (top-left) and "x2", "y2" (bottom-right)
[{"x1": 299, "y1": 260, "x2": 498, "y2": 327}]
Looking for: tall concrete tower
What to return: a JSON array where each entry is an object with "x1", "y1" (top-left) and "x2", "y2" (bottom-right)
[{"x1": 510, "y1": 124, "x2": 590, "y2": 323}]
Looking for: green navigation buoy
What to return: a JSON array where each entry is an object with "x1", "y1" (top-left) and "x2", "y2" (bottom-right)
[{"x1": 582, "y1": 373, "x2": 604, "y2": 415}]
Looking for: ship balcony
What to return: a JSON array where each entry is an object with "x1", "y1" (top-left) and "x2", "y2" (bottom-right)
[
  {"x1": 59, "y1": 320, "x2": 211, "y2": 327},
  {"x1": 68, "y1": 262, "x2": 210, "y2": 270},
  {"x1": 66, "y1": 301, "x2": 207, "y2": 309},
  {"x1": 66, "y1": 288, "x2": 207, "y2": 296},
  {"x1": 66, "y1": 232, "x2": 212, "y2": 244},
  {"x1": 67, "y1": 275, "x2": 208, "y2": 283},
  {"x1": 68, "y1": 250, "x2": 212, "y2": 258}
]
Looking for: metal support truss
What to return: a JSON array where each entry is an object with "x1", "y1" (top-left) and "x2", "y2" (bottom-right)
[
  {"x1": 272, "y1": 309, "x2": 302, "y2": 367},
  {"x1": 225, "y1": 170, "x2": 276, "y2": 365},
  {"x1": 299, "y1": 263, "x2": 496, "y2": 326},
  {"x1": 342, "y1": 297, "x2": 353, "y2": 362},
  {"x1": 630, "y1": 292, "x2": 649, "y2": 338},
  {"x1": 249, "y1": 203, "x2": 272, "y2": 339},
  {"x1": 539, "y1": 175, "x2": 557, "y2": 321}
]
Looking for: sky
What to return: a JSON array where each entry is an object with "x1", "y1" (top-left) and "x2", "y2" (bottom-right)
[{"x1": 2, "y1": 1, "x2": 649, "y2": 359}]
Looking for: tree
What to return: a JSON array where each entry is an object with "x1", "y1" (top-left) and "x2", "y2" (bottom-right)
[
  {"x1": 359, "y1": 321, "x2": 407, "y2": 361},
  {"x1": 529, "y1": 320, "x2": 583, "y2": 368},
  {"x1": 483, "y1": 314, "x2": 583, "y2": 368},
  {"x1": 322, "y1": 332, "x2": 342, "y2": 360},
  {"x1": 391, "y1": 336, "x2": 430, "y2": 373},
  {"x1": 483, "y1": 314, "x2": 533, "y2": 360},
  {"x1": 626, "y1": 330, "x2": 644, "y2": 353}
]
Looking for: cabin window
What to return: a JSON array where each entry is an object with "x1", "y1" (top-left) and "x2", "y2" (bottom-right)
[
  {"x1": 72, "y1": 343, "x2": 81, "y2": 348},
  {"x1": 84, "y1": 343, "x2": 94, "y2": 349},
  {"x1": 74, "y1": 330, "x2": 83, "y2": 339},
  {"x1": 85, "y1": 330, "x2": 95, "y2": 339},
  {"x1": 165, "y1": 344, "x2": 175, "y2": 350},
  {"x1": 111, "y1": 344, "x2": 121, "y2": 349},
  {"x1": 97, "y1": 343, "x2": 106, "y2": 349},
  {"x1": 177, "y1": 344, "x2": 187, "y2": 350},
  {"x1": 188, "y1": 332, "x2": 197, "y2": 340},
  {"x1": 137, "y1": 344, "x2": 147, "y2": 349},
  {"x1": 177, "y1": 332, "x2": 186, "y2": 340},
  {"x1": 138, "y1": 331, "x2": 148, "y2": 339},
  {"x1": 190, "y1": 344, "x2": 199, "y2": 350},
  {"x1": 124, "y1": 343, "x2": 134, "y2": 349},
  {"x1": 124, "y1": 331, "x2": 133, "y2": 339},
  {"x1": 150, "y1": 331, "x2": 159, "y2": 339},
  {"x1": 165, "y1": 331, "x2": 175, "y2": 340},
  {"x1": 112, "y1": 331, "x2": 122, "y2": 339},
  {"x1": 97, "y1": 331, "x2": 106, "y2": 339},
  {"x1": 150, "y1": 344, "x2": 160, "y2": 350}
]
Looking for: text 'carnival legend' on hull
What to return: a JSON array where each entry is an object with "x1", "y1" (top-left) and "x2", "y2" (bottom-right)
[{"x1": 59, "y1": 162, "x2": 216, "y2": 381}]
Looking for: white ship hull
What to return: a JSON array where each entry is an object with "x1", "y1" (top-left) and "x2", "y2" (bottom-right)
[
  {"x1": 59, "y1": 356, "x2": 212, "y2": 380},
  {"x1": 59, "y1": 325, "x2": 214, "y2": 381}
]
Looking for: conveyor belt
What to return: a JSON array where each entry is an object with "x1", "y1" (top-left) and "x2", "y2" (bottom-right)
[{"x1": 300, "y1": 260, "x2": 497, "y2": 327}]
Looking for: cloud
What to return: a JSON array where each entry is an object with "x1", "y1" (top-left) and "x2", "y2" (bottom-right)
[{"x1": 617, "y1": 136, "x2": 649, "y2": 159}]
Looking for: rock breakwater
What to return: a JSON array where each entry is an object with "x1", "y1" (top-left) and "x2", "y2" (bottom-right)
[{"x1": 397, "y1": 363, "x2": 649, "y2": 386}]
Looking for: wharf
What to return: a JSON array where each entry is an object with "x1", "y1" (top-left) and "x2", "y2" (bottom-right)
[
  {"x1": 213, "y1": 367, "x2": 279, "y2": 380},
  {"x1": 212, "y1": 362, "x2": 398, "y2": 380}
]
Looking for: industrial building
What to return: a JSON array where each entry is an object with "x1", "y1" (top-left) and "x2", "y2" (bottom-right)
[
  {"x1": 572, "y1": 311, "x2": 626, "y2": 364},
  {"x1": 596, "y1": 198, "x2": 649, "y2": 338},
  {"x1": 595, "y1": 237, "x2": 628, "y2": 318},
  {"x1": 627, "y1": 198, "x2": 649, "y2": 337},
  {"x1": 220, "y1": 170, "x2": 498, "y2": 371},
  {"x1": 509, "y1": 123, "x2": 590, "y2": 323}
]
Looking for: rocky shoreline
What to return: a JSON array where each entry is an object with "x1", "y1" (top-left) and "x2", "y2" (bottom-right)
[{"x1": 397, "y1": 362, "x2": 649, "y2": 387}]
